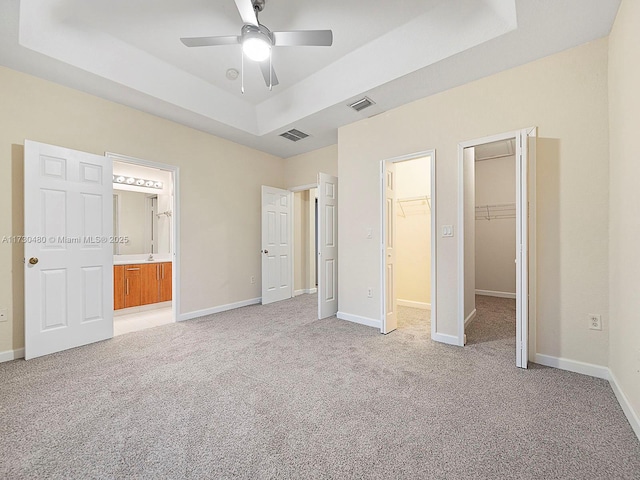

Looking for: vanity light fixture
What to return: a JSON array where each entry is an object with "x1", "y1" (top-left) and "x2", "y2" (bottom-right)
[{"x1": 112, "y1": 176, "x2": 164, "y2": 189}]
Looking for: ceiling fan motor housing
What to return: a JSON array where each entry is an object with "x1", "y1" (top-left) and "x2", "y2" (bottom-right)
[{"x1": 241, "y1": 24, "x2": 273, "y2": 46}]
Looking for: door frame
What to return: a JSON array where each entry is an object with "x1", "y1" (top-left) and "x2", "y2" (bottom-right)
[
  {"x1": 105, "y1": 152, "x2": 180, "y2": 324},
  {"x1": 380, "y1": 150, "x2": 437, "y2": 338},
  {"x1": 457, "y1": 127, "x2": 537, "y2": 366}
]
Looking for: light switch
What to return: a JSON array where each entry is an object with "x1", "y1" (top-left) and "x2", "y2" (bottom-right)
[
  {"x1": 366, "y1": 228, "x2": 372, "y2": 239},
  {"x1": 442, "y1": 225, "x2": 454, "y2": 237}
]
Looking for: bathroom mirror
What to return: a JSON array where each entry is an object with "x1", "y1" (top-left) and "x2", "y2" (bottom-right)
[{"x1": 113, "y1": 190, "x2": 172, "y2": 255}]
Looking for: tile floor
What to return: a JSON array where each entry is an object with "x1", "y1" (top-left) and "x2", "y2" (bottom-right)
[{"x1": 113, "y1": 307, "x2": 173, "y2": 336}]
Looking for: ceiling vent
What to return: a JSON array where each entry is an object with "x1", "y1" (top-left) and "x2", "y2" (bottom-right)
[
  {"x1": 348, "y1": 96, "x2": 375, "y2": 112},
  {"x1": 279, "y1": 128, "x2": 309, "y2": 142}
]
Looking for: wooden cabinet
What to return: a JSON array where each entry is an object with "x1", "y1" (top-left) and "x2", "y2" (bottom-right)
[
  {"x1": 114, "y1": 265, "x2": 125, "y2": 310},
  {"x1": 160, "y1": 262, "x2": 172, "y2": 302},
  {"x1": 141, "y1": 263, "x2": 160, "y2": 305},
  {"x1": 124, "y1": 265, "x2": 142, "y2": 308},
  {"x1": 114, "y1": 262, "x2": 172, "y2": 310}
]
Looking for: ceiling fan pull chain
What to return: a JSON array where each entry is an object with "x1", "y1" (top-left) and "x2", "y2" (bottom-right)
[
  {"x1": 269, "y1": 53, "x2": 273, "y2": 91},
  {"x1": 241, "y1": 49, "x2": 245, "y2": 94}
]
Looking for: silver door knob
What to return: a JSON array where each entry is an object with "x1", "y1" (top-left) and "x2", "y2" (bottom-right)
[
  {"x1": 262, "y1": 249, "x2": 268, "y2": 254},
  {"x1": 29, "y1": 257, "x2": 39, "y2": 265}
]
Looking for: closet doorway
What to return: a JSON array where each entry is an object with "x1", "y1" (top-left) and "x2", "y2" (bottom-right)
[
  {"x1": 458, "y1": 128, "x2": 536, "y2": 368},
  {"x1": 380, "y1": 151, "x2": 436, "y2": 337}
]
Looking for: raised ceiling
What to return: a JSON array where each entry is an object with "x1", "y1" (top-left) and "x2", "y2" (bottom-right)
[{"x1": 0, "y1": 0, "x2": 621, "y2": 158}]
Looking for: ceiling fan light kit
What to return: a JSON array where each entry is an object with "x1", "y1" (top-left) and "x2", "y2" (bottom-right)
[{"x1": 180, "y1": 0, "x2": 333, "y2": 92}]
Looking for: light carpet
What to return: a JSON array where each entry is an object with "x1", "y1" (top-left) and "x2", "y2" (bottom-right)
[{"x1": 1, "y1": 294, "x2": 638, "y2": 479}]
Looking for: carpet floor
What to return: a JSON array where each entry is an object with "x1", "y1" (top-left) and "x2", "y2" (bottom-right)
[{"x1": 1, "y1": 294, "x2": 639, "y2": 479}]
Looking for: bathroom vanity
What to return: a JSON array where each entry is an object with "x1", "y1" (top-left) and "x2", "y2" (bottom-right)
[{"x1": 114, "y1": 259, "x2": 172, "y2": 310}]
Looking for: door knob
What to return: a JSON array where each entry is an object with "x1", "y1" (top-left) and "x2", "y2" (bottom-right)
[
  {"x1": 29, "y1": 257, "x2": 39, "y2": 265},
  {"x1": 262, "y1": 249, "x2": 268, "y2": 254}
]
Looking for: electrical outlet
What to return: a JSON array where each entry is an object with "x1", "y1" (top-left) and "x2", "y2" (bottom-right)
[
  {"x1": 250, "y1": 276, "x2": 256, "y2": 284},
  {"x1": 588, "y1": 314, "x2": 602, "y2": 331},
  {"x1": 0, "y1": 308, "x2": 7, "y2": 323},
  {"x1": 367, "y1": 288, "x2": 373, "y2": 298}
]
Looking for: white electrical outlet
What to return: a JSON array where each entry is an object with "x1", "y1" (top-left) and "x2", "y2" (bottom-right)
[
  {"x1": 250, "y1": 276, "x2": 256, "y2": 284},
  {"x1": 588, "y1": 314, "x2": 602, "y2": 331},
  {"x1": 367, "y1": 288, "x2": 373, "y2": 298},
  {"x1": 0, "y1": 308, "x2": 7, "y2": 323}
]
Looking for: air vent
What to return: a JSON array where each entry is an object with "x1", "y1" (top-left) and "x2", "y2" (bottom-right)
[
  {"x1": 348, "y1": 96, "x2": 375, "y2": 112},
  {"x1": 279, "y1": 128, "x2": 310, "y2": 142}
]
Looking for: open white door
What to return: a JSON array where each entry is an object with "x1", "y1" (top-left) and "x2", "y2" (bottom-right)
[
  {"x1": 318, "y1": 173, "x2": 338, "y2": 319},
  {"x1": 261, "y1": 186, "x2": 293, "y2": 304},
  {"x1": 24, "y1": 140, "x2": 113, "y2": 360},
  {"x1": 382, "y1": 162, "x2": 397, "y2": 334},
  {"x1": 515, "y1": 129, "x2": 533, "y2": 368}
]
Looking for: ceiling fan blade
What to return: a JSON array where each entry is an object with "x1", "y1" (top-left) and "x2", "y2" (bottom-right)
[
  {"x1": 234, "y1": 0, "x2": 259, "y2": 26},
  {"x1": 181, "y1": 35, "x2": 240, "y2": 47},
  {"x1": 259, "y1": 60, "x2": 279, "y2": 87},
  {"x1": 272, "y1": 30, "x2": 333, "y2": 47}
]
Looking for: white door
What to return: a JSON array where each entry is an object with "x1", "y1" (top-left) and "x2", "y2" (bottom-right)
[
  {"x1": 261, "y1": 186, "x2": 293, "y2": 304},
  {"x1": 24, "y1": 140, "x2": 113, "y2": 360},
  {"x1": 318, "y1": 173, "x2": 338, "y2": 319},
  {"x1": 515, "y1": 130, "x2": 532, "y2": 368},
  {"x1": 382, "y1": 162, "x2": 397, "y2": 334}
]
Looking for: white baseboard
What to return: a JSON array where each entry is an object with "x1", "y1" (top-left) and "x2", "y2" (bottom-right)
[
  {"x1": 475, "y1": 289, "x2": 516, "y2": 299},
  {"x1": 464, "y1": 309, "x2": 477, "y2": 327},
  {"x1": 0, "y1": 348, "x2": 25, "y2": 363},
  {"x1": 397, "y1": 299, "x2": 431, "y2": 310},
  {"x1": 534, "y1": 353, "x2": 609, "y2": 379},
  {"x1": 336, "y1": 311, "x2": 381, "y2": 329},
  {"x1": 534, "y1": 353, "x2": 639, "y2": 441},
  {"x1": 609, "y1": 370, "x2": 640, "y2": 440},
  {"x1": 432, "y1": 332, "x2": 462, "y2": 346},
  {"x1": 179, "y1": 297, "x2": 261, "y2": 322},
  {"x1": 294, "y1": 288, "x2": 317, "y2": 297}
]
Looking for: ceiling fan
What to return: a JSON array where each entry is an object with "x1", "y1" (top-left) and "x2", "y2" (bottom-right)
[{"x1": 180, "y1": 0, "x2": 333, "y2": 91}]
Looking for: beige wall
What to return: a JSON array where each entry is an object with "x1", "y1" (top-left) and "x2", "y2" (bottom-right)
[
  {"x1": 608, "y1": 0, "x2": 640, "y2": 426},
  {"x1": 395, "y1": 158, "x2": 431, "y2": 305},
  {"x1": 0, "y1": 66, "x2": 285, "y2": 354},
  {"x1": 338, "y1": 38, "x2": 610, "y2": 366},
  {"x1": 475, "y1": 156, "x2": 517, "y2": 295},
  {"x1": 284, "y1": 144, "x2": 338, "y2": 188}
]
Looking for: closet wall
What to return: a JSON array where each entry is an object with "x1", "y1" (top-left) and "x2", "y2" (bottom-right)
[
  {"x1": 395, "y1": 159, "x2": 431, "y2": 307},
  {"x1": 475, "y1": 155, "x2": 516, "y2": 296}
]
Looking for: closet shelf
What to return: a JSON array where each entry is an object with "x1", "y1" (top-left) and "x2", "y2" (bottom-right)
[
  {"x1": 397, "y1": 196, "x2": 431, "y2": 217},
  {"x1": 475, "y1": 203, "x2": 516, "y2": 221}
]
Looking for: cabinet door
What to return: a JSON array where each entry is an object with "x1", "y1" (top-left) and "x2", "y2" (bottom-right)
[
  {"x1": 160, "y1": 262, "x2": 172, "y2": 302},
  {"x1": 114, "y1": 265, "x2": 125, "y2": 310},
  {"x1": 141, "y1": 263, "x2": 160, "y2": 305},
  {"x1": 124, "y1": 265, "x2": 142, "y2": 308}
]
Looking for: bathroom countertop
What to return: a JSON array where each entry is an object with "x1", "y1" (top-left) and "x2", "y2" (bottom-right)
[{"x1": 113, "y1": 257, "x2": 172, "y2": 266}]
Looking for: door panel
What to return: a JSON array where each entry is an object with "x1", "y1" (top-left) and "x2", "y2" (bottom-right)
[
  {"x1": 261, "y1": 186, "x2": 293, "y2": 304},
  {"x1": 124, "y1": 266, "x2": 142, "y2": 308},
  {"x1": 383, "y1": 163, "x2": 398, "y2": 333},
  {"x1": 160, "y1": 262, "x2": 172, "y2": 302},
  {"x1": 318, "y1": 173, "x2": 338, "y2": 319},
  {"x1": 141, "y1": 263, "x2": 160, "y2": 305},
  {"x1": 114, "y1": 265, "x2": 125, "y2": 310},
  {"x1": 24, "y1": 140, "x2": 113, "y2": 359}
]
